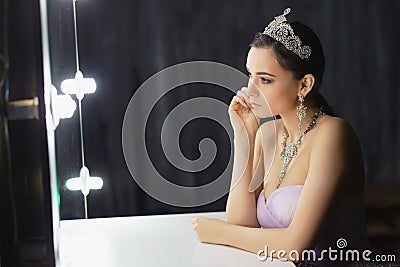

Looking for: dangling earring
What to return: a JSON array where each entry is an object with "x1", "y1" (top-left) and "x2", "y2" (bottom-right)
[
  {"x1": 296, "y1": 94, "x2": 307, "y2": 144},
  {"x1": 278, "y1": 95, "x2": 323, "y2": 188}
]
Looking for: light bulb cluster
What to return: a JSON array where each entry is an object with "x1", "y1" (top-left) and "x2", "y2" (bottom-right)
[
  {"x1": 48, "y1": 76, "x2": 103, "y2": 195},
  {"x1": 61, "y1": 70, "x2": 96, "y2": 101},
  {"x1": 45, "y1": 0, "x2": 103, "y2": 218},
  {"x1": 47, "y1": 69, "x2": 97, "y2": 130},
  {"x1": 66, "y1": 166, "x2": 103, "y2": 196}
]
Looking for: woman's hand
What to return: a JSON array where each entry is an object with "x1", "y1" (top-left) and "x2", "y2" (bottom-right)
[
  {"x1": 190, "y1": 216, "x2": 229, "y2": 245},
  {"x1": 228, "y1": 87, "x2": 260, "y2": 136}
]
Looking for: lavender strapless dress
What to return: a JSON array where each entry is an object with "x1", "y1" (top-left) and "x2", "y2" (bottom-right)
[{"x1": 257, "y1": 185, "x2": 372, "y2": 266}]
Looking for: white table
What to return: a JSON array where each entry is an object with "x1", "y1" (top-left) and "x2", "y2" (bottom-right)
[{"x1": 59, "y1": 211, "x2": 295, "y2": 267}]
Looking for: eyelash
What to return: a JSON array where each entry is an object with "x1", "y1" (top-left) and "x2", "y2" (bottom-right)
[
  {"x1": 261, "y1": 77, "x2": 272, "y2": 84},
  {"x1": 247, "y1": 73, "x2": 272, "y2": 84}
]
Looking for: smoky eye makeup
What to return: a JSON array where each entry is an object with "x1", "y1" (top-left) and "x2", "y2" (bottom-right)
[
  {"x1": 246, "y1": 66, "x2": 276, "y2": 86},
  {"x1": 260, "y1": 77, "x2": 272, "y2": 84}
]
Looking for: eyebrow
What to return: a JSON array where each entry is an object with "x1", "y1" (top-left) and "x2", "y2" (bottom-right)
[{"x1": 246, "y1": 66, "x2": 276, "y2": 77}]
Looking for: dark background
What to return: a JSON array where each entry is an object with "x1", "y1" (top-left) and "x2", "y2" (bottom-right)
[
  {"x1": 1, "y1": 0, "x2": 400, "y2": 265},
  {"x1": 48, "y1": 0, "x2": 400, "y2": 219}
]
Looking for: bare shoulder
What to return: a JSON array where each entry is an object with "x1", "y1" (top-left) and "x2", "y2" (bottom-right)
[
  {"x1": 311, "y1": 116, "x2": 365, "y2": 191},
  {"x1": 312, "y1": 115, "x2": 362, "y2": 158},
  {"x1": 318, "y1": 115, "x2": 357, "y2": 135}
]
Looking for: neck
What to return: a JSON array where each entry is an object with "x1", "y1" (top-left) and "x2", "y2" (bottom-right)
[{"x1": 279, "y1": 98, "x2": 319, "y2": 143}]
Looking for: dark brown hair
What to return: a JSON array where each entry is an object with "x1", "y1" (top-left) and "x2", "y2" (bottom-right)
[{"x1": 249, "y1": 21, "x2": 335, "y2": 116}]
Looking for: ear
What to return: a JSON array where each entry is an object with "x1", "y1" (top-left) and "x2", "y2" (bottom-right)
[{"x1": 298, "y1": 74, "x2": 315, "y2": 97}]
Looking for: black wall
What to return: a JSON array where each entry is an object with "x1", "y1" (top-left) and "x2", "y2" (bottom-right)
[{"x1": 47, "y1": 0, "x2": 400, "y2": 219}]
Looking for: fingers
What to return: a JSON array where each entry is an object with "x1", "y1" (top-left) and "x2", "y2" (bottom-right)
[
  {"x1": 229, "y1": 87, "x2": 251, "y2": 111},
  {"x1": 237, "y1": 88, "x2": 251, "y2": 106},
  {"x1": 230, "y1": 96, "x2": 246, "y2": 109}
]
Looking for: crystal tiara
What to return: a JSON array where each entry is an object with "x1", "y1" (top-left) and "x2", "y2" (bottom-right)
[{"x1": 262, "y1": 8, "x2": 311, "y2": 59}]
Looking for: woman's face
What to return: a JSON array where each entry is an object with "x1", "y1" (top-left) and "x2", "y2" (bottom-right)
[{"x1": 245, "y1": 47, "x2": 299, "y2": 118}]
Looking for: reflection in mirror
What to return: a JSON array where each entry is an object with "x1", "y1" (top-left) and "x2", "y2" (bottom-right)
[{"x1": 52, "y1": 0, "x2": 102, "y2": 219}]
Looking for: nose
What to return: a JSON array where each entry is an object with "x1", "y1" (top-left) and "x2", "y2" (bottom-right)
[{"x1": 246, "y1": 77, "x2": 259, "y2": 98}]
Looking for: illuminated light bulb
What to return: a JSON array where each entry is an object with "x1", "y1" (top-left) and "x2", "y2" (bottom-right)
[
  {"x1": 53, "y1": 94, "x2": 76, "y2": 119},
  {"x1": 61, "y1": 70, "x2": 96, "y2": 100},
  {"x1": 47, "y1": 85, "x2": 77, "y2": 130},
  {"x1": 66, "y1": 166, "x2": 103, "y2": 196}
]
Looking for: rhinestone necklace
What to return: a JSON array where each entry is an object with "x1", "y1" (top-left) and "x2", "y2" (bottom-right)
[{"x1": 277, "y1": 107, "x2": 324, "y2": 188}]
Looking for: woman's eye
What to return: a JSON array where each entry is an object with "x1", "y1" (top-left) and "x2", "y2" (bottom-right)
[{"x1": 261, "y1": 77, "x2": 272, "y2": 84}]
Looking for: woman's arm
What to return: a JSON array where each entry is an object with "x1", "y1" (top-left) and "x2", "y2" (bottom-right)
[
  {"x1": 226, "y1": 120, "x2": 277, "y2": 227},
  {"x1": 225, "y1": 87, "x2": 266, "y2": 227},
  {"x1": 225, "y1": 127, "x2": 263, "y2": 228}
]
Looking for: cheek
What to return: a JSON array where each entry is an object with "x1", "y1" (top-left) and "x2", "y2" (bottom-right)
[
  {"x1": 261, "y1": 88, "x2": 283, "y2": 107},
  {"x1": 260, "y1": 86, "x2": 294, "y2": 112}
]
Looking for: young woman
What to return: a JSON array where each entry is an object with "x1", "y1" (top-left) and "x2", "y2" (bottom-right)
[{"x1": 191, "y1": 8, "x2": 372, "y2": 266}]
